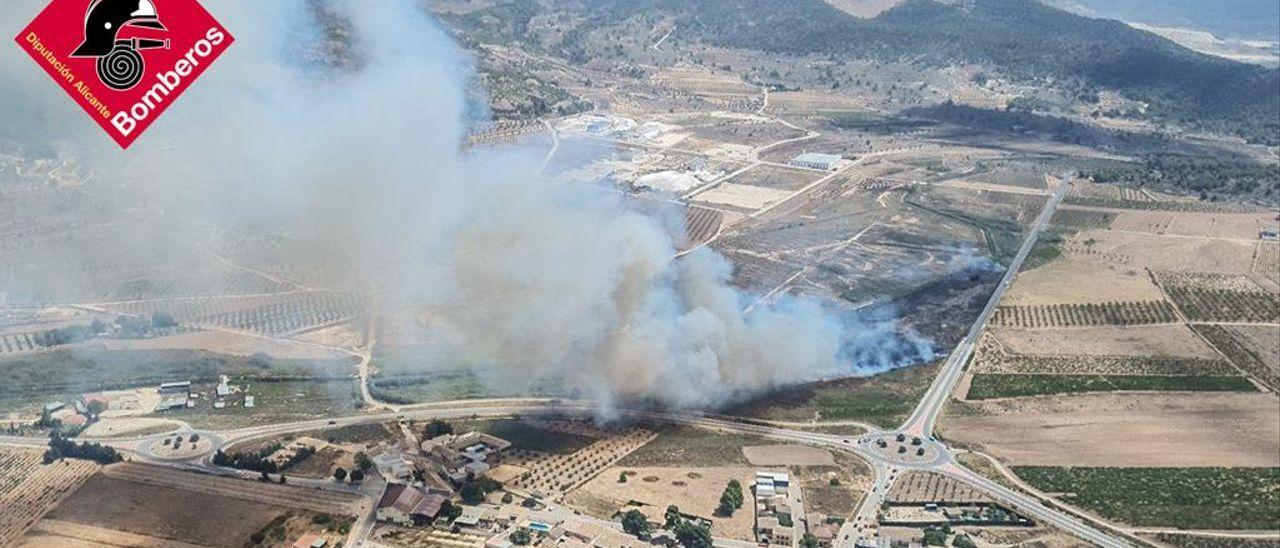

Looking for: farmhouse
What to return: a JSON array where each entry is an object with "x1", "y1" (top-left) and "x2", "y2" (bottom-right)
[
  {"x1": 421, "y1": 431, "x2": 512, "y2": 482},
  {"x1": 789, "y1": 153, "x2": 843, "y2": 171},
  {"x1": 375, "y1": 483, "x2": 447, "y2": 525}
]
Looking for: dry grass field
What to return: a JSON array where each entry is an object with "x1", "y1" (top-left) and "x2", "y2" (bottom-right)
[
  {"x1": 1003, "y1": 258, "x2": 1165, "y2": 306},
  {"x1": 1069, "y1": 229, "x2": 1256, "y2": 273},
  {"x1": 567, "y1": 466, "x2": 758, "y2": 541},
  {"x1": 940, "y1": 393, "x2": 1280, "y2": 467}
]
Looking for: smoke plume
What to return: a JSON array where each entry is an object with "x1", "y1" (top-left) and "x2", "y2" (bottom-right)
[{"x1": 0, "y1": 0, "x2": 933, "y2": 412}]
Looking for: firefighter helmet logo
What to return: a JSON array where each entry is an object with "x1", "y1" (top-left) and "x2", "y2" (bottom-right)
[
  {"x1": 71, "y1": 0, "x2": 170, "y2": 90},
  {"x1": 14, "y1": 0, "x2": 233, "y2": 148}
]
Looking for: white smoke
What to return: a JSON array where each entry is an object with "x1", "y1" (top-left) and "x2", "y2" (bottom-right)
[{"x1": 0, "y1": 0, "x2": 932, "y2": 411}]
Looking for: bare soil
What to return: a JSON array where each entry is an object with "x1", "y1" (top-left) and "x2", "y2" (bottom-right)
[
  {"x1": 742, "y1": 445, "x2": 835, "y2": 466},
  {"x1": 989, "y1": 325, "x2": 1219, "y2": 359},
  {"x1": 1005, "y1": 257, "x2": 1165, "y2": 306},
  {"x1": 940, "y1": 393, "x2": 1280, "y2": 467},
  {"x1": 43, "y1": 475, "x2": 292, "y2": 547}
]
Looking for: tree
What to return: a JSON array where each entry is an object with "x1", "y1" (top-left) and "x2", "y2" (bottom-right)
[
  {"x1": 664, "y1": 505, "x2": 682, "y2": 529},
  {"x1": 801, "y1": 533, "x2": 820, "y2": 548},
  {"x1": 673, "y1": 521, "x2": 713, "y2": 548},
  {"x1": 85, "y1": 399, "x2": 107, "y2": 417},
  {"x1": 952, "y1": 535, "x2": 977, "y2": 548},
  {"x1": 459, "y1": 481, "x2": 485, "y2": 504},
  {"x1": 510, "y1": 529, "x2": 532, "y2": 546},
  {"x1": 725, "y1": 479, "x2": 744, "y2": 508},
  {"x1": 333, "y1": 467, "x2": 347, "y2": 482},
  {"x1": 350, "y1": 469, "x2": 365, "y2": 482},
  {"x1": 922, "y1": 526, "x2": 948, "y2": 546},
  {"x1": 618, "y1": 471, "x2": 627, "y2": 483},
  {"x1": 354, "y1": 451, "x2": 373, "y2": 471},
  {"x1": 621, "y1": 509, "x2": 651, "y2": 537},
  {"x1": 259, "y1": 470, "x2": 271, "y2": 482},
  {"x1": 715, "y1": 493, "x2": 735, "y2": 517},
  {"x1": 424, "y1": 419, "x2": 454, "y2": 439}
]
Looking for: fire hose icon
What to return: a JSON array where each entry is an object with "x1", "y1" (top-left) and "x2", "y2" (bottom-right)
[{"x1": 69, "y1": 0, "x2": 169, "y2": 91}]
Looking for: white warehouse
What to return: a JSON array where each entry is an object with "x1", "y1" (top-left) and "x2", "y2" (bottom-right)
[{"x1": 789, "y1": 152, "x2": 843, "y2": 171}]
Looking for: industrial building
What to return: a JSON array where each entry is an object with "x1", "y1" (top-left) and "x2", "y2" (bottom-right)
[
  {"x1": 376, "y1": 483, "x2": 448, "y2": 525},
  {"x1": 789, "y1": 153, "x2": 843, "y2": 171},
  {"x1": 155, "y1": 381, "x2": 191, "y2": 411}
]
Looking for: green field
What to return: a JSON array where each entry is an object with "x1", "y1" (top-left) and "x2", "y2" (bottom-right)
[
  {"x1": 966, "y1": 374, "x2": 1257, "y2": 400},
  {"x1": 0, "y1": 349, "x2": 355, "y2": 415},
  {"x1": 723, "y1": 362, "x2": 940, "y2": 429},
  {"x1": 1013, "y1": 467, "x2": 1280, "y2": 530},
  {"x1": 616, "y1": 425, "x2": 759, "y2": 467}
]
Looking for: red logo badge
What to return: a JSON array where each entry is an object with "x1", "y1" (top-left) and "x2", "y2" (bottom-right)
[{"x1": 14, "y1": 0, "x2": 233, "y2": 148}]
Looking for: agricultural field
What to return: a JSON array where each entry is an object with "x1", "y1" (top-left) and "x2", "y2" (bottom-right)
[
  {"x1": 969, "y1": 335, "x2": 1236, "y2": 376},
  {"x1": 1157, "y1": 274, "x2": 1280, "y2": 323},
  {"x1": 988, "y1": 325, "x2": 1218, "y2": 359},
  {"x1": 990, "y1": 301, "x2": 1178, "y2": 328},
  {"x1": 0, "y1": 448, "x2": 99, "y2": 547},
  {"x1": 938, "y1": 392, "x2": 1280, "y2": 467},
  {"x1": 966, "y1": 374, "x2": 1256, "y2": 400},
  {"x1": 1253, "y1": 243, "x2": 1280, "y2": 285},
  {"x1": 503, "y1": 426, "x2": 656, "y2": 500},
  {"x1": 888, "y1": 471, "x2": 991, "y2": 504},
  {"x1": 1013, "y1": 467, "x2": 1280, "y2": 530},
  {"x1": 25, "y1": 464, "x2": 360, "y2": 547},
  {"x1": 100, "y1": 291, "x2": 365, "y2": 337}
]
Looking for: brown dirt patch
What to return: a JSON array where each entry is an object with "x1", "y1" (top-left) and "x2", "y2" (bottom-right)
[
  {"x1": 742, "y1": 445, "x2": 836, "y2": 466},
  {"x1": 45, "y1": 475, "x2": 291, "y2": 547},
  {"x1": 940, "y1": 393, "x2": 1280, "y2": 467},
  {"x1": 990, "y1": 325, "x2": 1219, "y2": 359}
]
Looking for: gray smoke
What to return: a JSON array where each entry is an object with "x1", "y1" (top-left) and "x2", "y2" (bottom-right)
[{"x1": 0, "y1": 0, "x2": 931, "y2": 412}]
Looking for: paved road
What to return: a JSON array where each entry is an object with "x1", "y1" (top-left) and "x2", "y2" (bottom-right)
[{"x1": 899, "y1": 177, "x2": 1068, "y2": 439}]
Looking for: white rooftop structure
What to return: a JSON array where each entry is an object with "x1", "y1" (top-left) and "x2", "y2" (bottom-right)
[{"x1": 789, "y1": 153, "x2": 843, "y2": 171}]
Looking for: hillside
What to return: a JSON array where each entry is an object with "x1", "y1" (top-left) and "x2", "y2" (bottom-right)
[{"x1": 438, "y1": 0, "x2": 1280, "y2": 146}]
